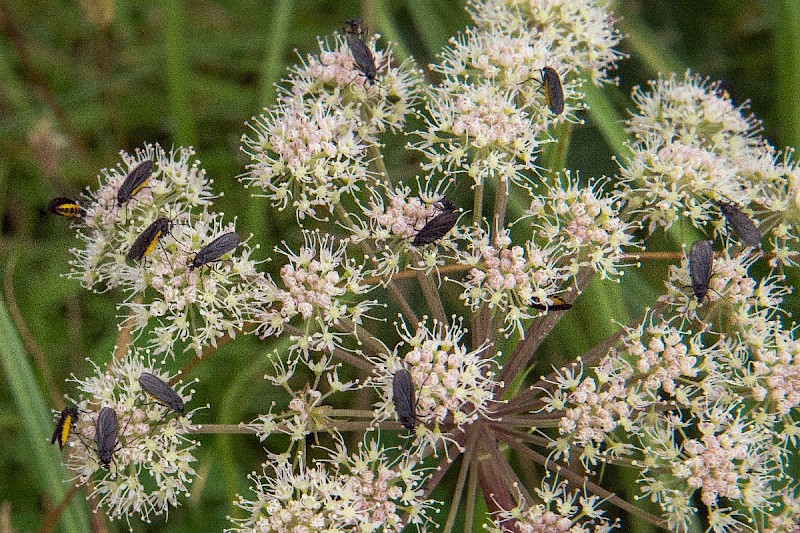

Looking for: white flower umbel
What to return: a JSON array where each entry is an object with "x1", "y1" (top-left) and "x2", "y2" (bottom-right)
[
  {"x1": 430, "y1": 26, "x2": 584, "y2": 127},
  {"x1": 119, "y1": 212, "x2": 263, "y2": 357},
  {"x1": 527, "y1": 172, "x2": 638, "y2": 280},
  {"x1": 414, "y1": 71, "x2": 544, "y2": 188},
  {"x1": 228, "y1": 438, "x2": 435, "y2": 532},
  {"x1": 66, "y1": 145, "x2": 260, "y2": 357},
  {"x1": 539, "y1": 295, "x2": 800, "y2": 531},
  {"x1": 70, "y1": 144, "x2": 215, "y2": 292},
  {"x1": 347, "y1": 181, "x2": 461, "y2": 280},
  {"x1": 241, "y1": 99, "x2": 371, "y2": 222},
  {"x1": 287, "y1": 31, "x2": 422, "y2": 135},
  {"x1": 620, "y1": 72, "x2": 762, "y2": 234},
  {"x1": 468, "y1": 0, "x2": 624, "y2": 86},
  {"x1": 250, "y1": 229, "x2": 378, "y2": 360},
  {"x1": 455, "y1": 227, "x2": 566, "y2": 338},
  {"x1": 241, "y1": 27, "x2": 422, "y2": 222},
  {"x1": 369, "y1": 317, "x2": 500, "y2": 453},
  {"x1": 64, "y1": 349, "x2": 198, "y2": 524}
]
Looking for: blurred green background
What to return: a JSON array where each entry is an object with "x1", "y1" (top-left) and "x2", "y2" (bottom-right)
[{"x1": 0, "y1": 0, "x2": 798, "y2": 531}]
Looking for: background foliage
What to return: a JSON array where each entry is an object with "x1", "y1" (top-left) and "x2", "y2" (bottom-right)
[{"x1": 0, "y1": 0, "x2": 797, "y2": 531}]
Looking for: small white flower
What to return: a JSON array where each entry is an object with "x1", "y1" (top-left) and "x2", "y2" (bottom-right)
[
  {"x1": 249, "y1": 230, "x2": 378, "y2": 360},
  {"x1": 485, "y1": 478, "x2": 620, "y2": 532}
]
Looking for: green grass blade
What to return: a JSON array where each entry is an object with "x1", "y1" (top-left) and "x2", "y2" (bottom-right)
[
  {"x1": 258, "y1": 0, "x2": 294, "y2": 107},
  {"x1": 0, "y1": 297, "x2": 90, "y2": 532},
  {"x1": 374, "y1": 1, "x2": 412, "y2": 61},
  {"x1": 617, "y1": 7, "x2": 683, "y2": 75},
  {"x1": 775, "y1": 0, "x2": 800, "y2": 148},
  {"x1": 164, "y1": 0, "x2": 196, "y2": 146},
  {"x1": 406, "y1": 0, "x2": 450, "y2": 58}
]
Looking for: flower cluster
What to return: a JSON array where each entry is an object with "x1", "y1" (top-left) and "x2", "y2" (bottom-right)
[
  {"x1": 47, "y1": 0, "x2": 800, "y2": 530},
  {"x1": 250, "y1": 230, "x2": 378, "y2": 359},
  {"x1": 64, "y1": 349, "x2": 198, "y2": 524},
  {"x1": 527, "y1": 173, "x2": 637, "y2": 280},
  {"x1": 415, "y1": 27, "x2": 551, "y2": 187},
  {"x1": 455, "y1": 227, "x2": 565, "y2": 337},
  {"x1": 240, "y1": 29, "x2": 421, "y2": 221},
  {"x1": 370, "y1": 317, "x2": 500, "y2": 451},
  {"x1": 468, "y1": 0, "x2": 624, "y2": 86},
  {"x1": 347, "y1": 182, "x2": 462, "y2": 278},
  {"x1": 540, "y1": 276, "x2": 800, "y2": 530},
  {"x1": 69, "y1": 144, "x2": 262, "y2": 357},
  {"x1": 228, "y1": 439, "x2": 433, "y2": 532},
  {"x1": 71, "y1": 144, "x2": 214, "y2": 291},
  {"x1": 618, "y1": 71, "x2": 800, "y2": 266},
  {"x1": 245, "y1": 352, "x2": 358, "y2": 444}
]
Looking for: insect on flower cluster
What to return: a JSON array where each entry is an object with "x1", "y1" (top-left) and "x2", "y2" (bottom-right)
[{"x1": 40, "y1": 0, "x2": 800, "y2": 532}]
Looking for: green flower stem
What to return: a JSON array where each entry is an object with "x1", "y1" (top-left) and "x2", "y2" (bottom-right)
[
  {"x1": 333, "y1": 202, "x2": 419, "y2": 324},
  {"x1": 492, "y1": 178, "x2": 509, "y2": 237},
  {"x1": 473, "y1": 179, "x2": 484, "y2": 226},
  {"x1": 415, "y1": 267, "x2": 447, "y2": 325},
  {"x1": 464, "y1": 454, "x2": 479, "y2": 533},
  {"x1": 191, "y1": 419, "x2": 376, "y2": 435},
  {"x1": 442, "y1": 431, "x2": 474, "y2": 533},
  {"x1": 540, "y1": 121, "x2": 573, "y2": 176}
]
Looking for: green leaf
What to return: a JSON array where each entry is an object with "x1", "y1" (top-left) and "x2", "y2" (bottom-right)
[{"x1": 583, "y1": 83, "x2": 628, "y2": 158}]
